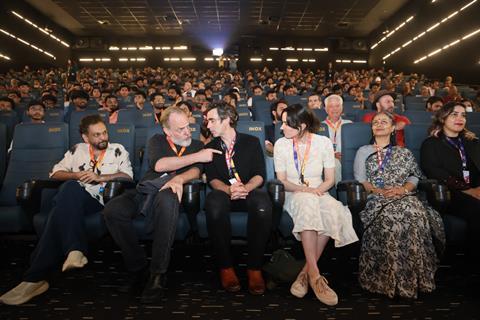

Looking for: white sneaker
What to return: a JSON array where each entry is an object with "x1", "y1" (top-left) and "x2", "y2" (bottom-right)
[
  {"x1": 0, "y1": 281, "x2": 49, "y2": 305},
  {"x1": 62, "y1": 250, "x2": 88, "y2": 272},
  {"x1": 309, "y1": 275, "x2": 338, "y2": 306},
  {"x1": 290, "y1": 271, "x2": 308, "y2": 298}
]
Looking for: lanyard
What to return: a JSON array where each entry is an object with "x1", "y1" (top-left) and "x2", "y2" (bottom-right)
[
  {"x1": 221, "y1": 138, "x2": 242, "y2": 183},
  {"x1": 375, "y1": 144, "x2": 393, "y2": 173},
  {"x1": 445, "y1": 136, "x2": 470, "y2": 183},
  {"x1": 293, "y1": 133, "x2": 312, "y2": 186},
  {"x1": 324, "y1": 118, "x2": 342, "y2": 150},
  {"x1": 89, "y1": 145, "x2": 106, "y2": 172},
  {"x1": 166, "y1": 136, "x2": 186, "y2": 157},
  {"x1": 445, "y1": 137, "x2": 467, "y2": 169}
]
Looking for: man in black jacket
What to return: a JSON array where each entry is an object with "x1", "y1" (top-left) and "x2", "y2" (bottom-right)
[{"x1": 204, "y1": 102, "x2": 272, "y2": 295}]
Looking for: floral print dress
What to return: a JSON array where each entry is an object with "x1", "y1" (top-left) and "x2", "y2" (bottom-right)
[{"x1": 357, "y1": 146, "x2": 445, "y2": 299}]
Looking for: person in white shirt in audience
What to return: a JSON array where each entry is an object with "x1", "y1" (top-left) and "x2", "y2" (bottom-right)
[{"x1": 322, "y1": 94, "x2": 352, "y2": 184}]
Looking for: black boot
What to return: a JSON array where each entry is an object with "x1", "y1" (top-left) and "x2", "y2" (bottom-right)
[
  {"x1": 140, "y1": 273, "x2": 167, "y2": 304},
  {"x1": 117, "y1": 266, "x2": 149, "y2": 295}
]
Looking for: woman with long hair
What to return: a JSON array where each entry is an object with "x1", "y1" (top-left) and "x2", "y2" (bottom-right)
[{"x1": 421, "y1": 102, "x2": 480, "y2": 260}]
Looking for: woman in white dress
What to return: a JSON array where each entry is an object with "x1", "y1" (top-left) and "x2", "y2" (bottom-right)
[{"x1": 274, "y1": 104, "x2": 358, "y2": 306}]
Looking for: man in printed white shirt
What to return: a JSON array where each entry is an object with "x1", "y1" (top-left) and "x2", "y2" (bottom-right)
[
  {"x1": 321, "y1": 94, "x2": 352, "y2": 184},
  {"x1": 0, "y1": 114, "x2": 133, "y2": 305}
]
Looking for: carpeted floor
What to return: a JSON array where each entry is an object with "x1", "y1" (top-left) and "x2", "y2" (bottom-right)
[{"x1": 1, "y1": 235, "x2": 479, "y2": 320}]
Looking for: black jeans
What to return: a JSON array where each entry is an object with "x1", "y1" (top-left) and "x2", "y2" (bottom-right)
[
  {"x1": 103, "y1": 188, "x2": 180, "y2": 274},
  {"x1": 24, "y1": 181, "x2": 104, "y2": 282},
  {"x1": 205, "y1": 189, "x2": 272, "y2": 270},
  {"x1": 449, "y1": 190, "x2": 480, "y2": 259}
]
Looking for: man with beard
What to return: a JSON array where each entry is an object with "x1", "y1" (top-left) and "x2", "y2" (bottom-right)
[
  {"x1": 0, "y1": 115, "x2": 133, "y2": 305},
  {"x1": 64, "y1": 90, "x2": 89, "y2": 122},
  {"x1": 103, "y1": 94, "x2": 119, "y2": 124},
  {"x1": 25, "y1": 100, "x2": 46, "y2": 123},
  {"x1": 103, "y1": 106, "x2": 221, "y2": 304},
  {"x1": 150, "y1": 92, "x2": 166, "y2": 123},
  {"x1": 362, "y1": 90, "x2": 410, "y2": 146}
]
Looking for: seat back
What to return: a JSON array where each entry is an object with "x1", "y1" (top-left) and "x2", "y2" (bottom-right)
[
  {"x1": 0, "y1": 110, "x2": 19, "y2": 146},
  {"x1": 467, "y1": 112, "x2": 480, "y2": 125},
  {"x1": 312, "y1": 108, "x2": 327, "y2": 122},
  {"x1": 403, "y1": 110, "x2": 435, "y2": 124},
  {"x1": 236, "y1": 107, "x2": 251, "y2": 121},
  {"x1": 0, "y1": 123, "x2": 6, "y2": 184},
  {"x1": 0, "y1": 123, "x2": 69, "y2": 205},
  {"x1": 284, "y1": 95, "x2": 301, "y2": 106},
  {"x1": 404, "y1": 124, "x2": 430, "y2": 163},
  {"x1": 68, "y1": 110, "x2": 108, "y2": 147},
  {"x1": 468, "y1": 124, "x2": 480, "y2": 137},
  {"x1": 117, "y1": 109, "x2": 155, "y2": 177},
  {"x1": 340, "y1": 123, "x2": 372, "y2": 180},
  {"x1": 44, "y1": 109, "x2": 65, "y2": 122},
  {"x1": 117, "y1": 108, "x2": 155, "y2": 128},
  {"x1": 107, "y1": 123, "x2": 136, "y2": 166},
  {"x1": 236, "y1": 121, "x2": 266, "y2": 153},
  {"x1": 252, "y1": 100, "x2": 272, "y2": 124}
]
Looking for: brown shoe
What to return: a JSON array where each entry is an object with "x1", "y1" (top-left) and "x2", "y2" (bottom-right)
[
  {"x1": 309, "y1": 275, "x2": 338, "y2": 306},
  {"x1": 0, "y1": 281, "x2": 49, "y2": 305},
  {"x1": 247, "y1": 269, "x2": 265, "y2": 295},
  {"x1": 220, "y1": 268, "x2": 241, "y2": 292}
]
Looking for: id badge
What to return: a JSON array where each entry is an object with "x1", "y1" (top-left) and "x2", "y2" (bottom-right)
[
  {"x1": 375, "y1": 177, "x2": 384, "y2": 188},
  {"x1": 229, "y1": 178, "x2": 238, "y2": 185},
  {"x1": 463, "y1": 170, "x2": 470, "y2": 184}
]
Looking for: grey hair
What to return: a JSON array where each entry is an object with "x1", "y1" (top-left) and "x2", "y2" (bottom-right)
[{"x1": 324, "y1": 94, "x2": 344, "y2": 109}]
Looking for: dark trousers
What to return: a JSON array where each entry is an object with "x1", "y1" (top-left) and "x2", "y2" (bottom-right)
[
  {"x1": 103, "y1": 188, "x2": 180, "y2": 274},
  {"x1": 450, "y1": 190, "x2": 480, "y2": 259},
  {"x1": 205, "y1": 189, "x2": 272, "y2": 270},
  {"x1": 24, "y1": 181, "x2": 103, "y2": 282}
]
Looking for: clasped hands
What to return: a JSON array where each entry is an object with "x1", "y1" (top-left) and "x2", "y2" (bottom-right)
[
  {"x1": 229, "y1": 182, "x2": 249, "y2": 200},
  {"x1": 295, "y1": 186, "x2": 325, "y2": 196},
  {"x1": 373, "y1": 185, "x2": 406, "y2": 198}
]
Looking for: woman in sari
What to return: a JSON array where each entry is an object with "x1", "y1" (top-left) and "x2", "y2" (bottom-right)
[{"x1": 353, "y1": 111, "x2": 445, "y2": 299}]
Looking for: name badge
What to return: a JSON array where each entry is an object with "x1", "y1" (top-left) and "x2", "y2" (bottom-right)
[
  {"x1": 463, "y1": 170, "x2": 470, "y2": 184},
  {"x1": 229, "y1": 178, "x2": 238, "y2": 185}
]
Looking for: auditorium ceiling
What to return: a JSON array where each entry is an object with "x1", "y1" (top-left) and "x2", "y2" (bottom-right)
[{"x1": 25, "y1": 0, "x2": 410, "y2": 37}]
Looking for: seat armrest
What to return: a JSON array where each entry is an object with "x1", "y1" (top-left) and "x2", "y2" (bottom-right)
[
  {"x1": 102, "y1": 178, "x2": 136, "y2": 203},
  {"x1": 267, "y1": 179, "x2": 285, "y2": 207},
  {"x1": 337, "y1": 180, "x2": 367, "y2": 210},
  {"x1": 417, "y1": 179, "x2": 451, "y2": 213},
  {"x1": 182, "y1": 179, "x2": 203, "y2": 215},
  {"x1": 16, "y1": 179, "x2": 64, "y2": 204}
]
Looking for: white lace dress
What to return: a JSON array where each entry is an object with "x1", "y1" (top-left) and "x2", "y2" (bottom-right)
[{"x1": 274, "y1": 135, "x2": 358, "y2": 247}]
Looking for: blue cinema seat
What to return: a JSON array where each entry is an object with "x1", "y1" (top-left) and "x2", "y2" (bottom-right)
[
  {"x1": 32, "y1": 123, "x2": 136, "y2": 239},
  {"x1": 0, "y1": 123, "x2": 69, "y2": 233}
]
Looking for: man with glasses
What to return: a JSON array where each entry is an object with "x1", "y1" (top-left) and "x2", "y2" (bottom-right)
[
  {"x1": 103, "y1": 106, "x2": 220, "y2": 304},
  {"x1": 0, "y1": 115, "x2": 133, "y2": 305}
]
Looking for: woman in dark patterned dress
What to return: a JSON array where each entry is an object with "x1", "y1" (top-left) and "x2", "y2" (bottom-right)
[{"x1": 353, "y1": 112, "x2": 445, "y2": 299}]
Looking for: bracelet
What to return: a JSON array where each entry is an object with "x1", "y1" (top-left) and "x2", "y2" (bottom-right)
[{"x1": 403, "y1": 187, "x2": 409, "y2": 194}]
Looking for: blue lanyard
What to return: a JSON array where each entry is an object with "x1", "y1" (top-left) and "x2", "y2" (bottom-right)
[
  {"x1": 376, "y1": 144, "x2": 393, "y2": 173},
  {"x1": 445, "y1": 137, "x2": 468, "y2": 170}
]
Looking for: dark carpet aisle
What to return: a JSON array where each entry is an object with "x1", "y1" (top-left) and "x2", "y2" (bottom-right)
[{"x1": 1, "y1": 236, "x2": 479, "y2": 320}]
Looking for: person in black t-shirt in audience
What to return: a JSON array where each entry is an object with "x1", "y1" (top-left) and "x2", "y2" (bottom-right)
[
  {"x1": 204, "y1": 102, "x2": 273, "y2": 295},
  {"x1": 265, "y1": 99, "x2": 288, "y2": 154},
  {"x1": 103, "y1": 106, "x2": 221, "y2": 304}
]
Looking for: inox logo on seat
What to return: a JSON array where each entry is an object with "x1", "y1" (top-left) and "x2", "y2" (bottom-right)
[{"x1": 249, "y1": 127, "x2": 262, "y2": 131}]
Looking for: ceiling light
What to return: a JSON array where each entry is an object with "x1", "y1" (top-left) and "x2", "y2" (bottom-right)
[
  {"x1": 109, "y1": 46, "x2": 119, "y2": 51},
  {"x1": 182, "y1": 57, "x2": 196, "y2": 61},
  {"x1": 314, "y1": 48, "x2": 328, "y2": 51},
  {"x1": 10, "y1": 10, "x2": 69, "y2": 47},
  {"x1": 286, "y1": 58, "x2": 298, "y2": 62},
  {"x1": 0, "y1": 53, "x2": 10, "y2": 60},
  {"x1": 266, "y1": 58, "x2": 273, "y2": 61},
  {"x1": 0, "y1": 27, "x2": 56, "y2": 59},
  {"x1": 269, "y1": 47, "x2": 279, "y2": 51},
  {"x1": 250, "y1": 58, "x2": 262, "y2": 62},
  {"x1": 79, "y1": 58, "x2": 93, "y2": 62},
  {"x1": 371, "y1": 15, "x2": 415, "y2": 49},
  {"x1": 173, "y1": 46, "x2": 187, "y2": 50},
  {"x1": 383, "y1": 0, "x2": 477, "y2": 61},
  {"x1": 204, "y1": 57, "x2": 214, "y2": 61},
  {"x1": 413, "y1": 27, "x2": 480, "y2": 63},
  {"x1": 212, "y1": 48, "x2": 223, "y2": 56}
]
